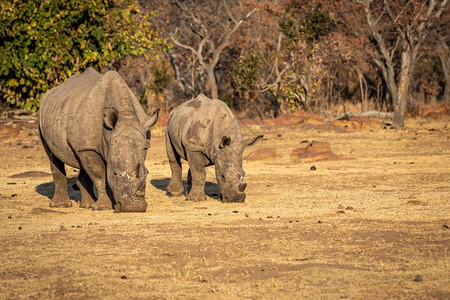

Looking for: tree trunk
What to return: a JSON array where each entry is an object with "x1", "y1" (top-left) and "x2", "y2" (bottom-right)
[
  {"x1": 358, "y1": 70, "x2": 368, "y2": 112},
  {"x1": 438, "y1": 47, "x2": 450, "y2": 104},
  {"x1": 205, "y1": 66, "x2": 219, "y2": 100},
  {"x1": 393, "y1": 50, "x2": 412, "y2": 127}
]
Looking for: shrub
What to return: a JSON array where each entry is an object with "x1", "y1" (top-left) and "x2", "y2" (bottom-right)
[{"x1": 0, "y1": 0, "x2": 168, "y2": 111}]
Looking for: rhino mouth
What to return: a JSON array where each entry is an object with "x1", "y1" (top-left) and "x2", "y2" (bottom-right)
[
  {"x1": 221, "y1": 193, "x2": 246, "y2": 203},
  {"x1": 113, "y1": 182, "x2": 147, "y2": 213},
  {"x1": 114, "y1": 198, "x2": 147, "y2": 213}
]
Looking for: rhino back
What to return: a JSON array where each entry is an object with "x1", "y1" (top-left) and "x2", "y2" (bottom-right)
[
  {"x1": 167, "y1": 95, "x2": 241, "y2": 161},
  {"x1": 40, "y1": 68, "x2": 145, "y2": 167}
]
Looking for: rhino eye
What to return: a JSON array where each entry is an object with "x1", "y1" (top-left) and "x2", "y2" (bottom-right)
[{"x1": 146, "y1": 130, "x2": 151, "y2": 140}]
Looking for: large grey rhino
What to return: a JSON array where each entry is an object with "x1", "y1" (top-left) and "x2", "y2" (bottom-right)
[
  {"x1": 39, "y1": 67, "x2": 158, "y2": 212},
  {"x1": 165, "y1": 94, "x2": 263, "y2": 202}
]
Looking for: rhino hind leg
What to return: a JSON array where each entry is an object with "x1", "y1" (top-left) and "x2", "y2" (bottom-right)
[
  {"x1": 77, "y1": 151, "x2": 113, "y2": 211},
  {"x1": 166, "y1": 138, "x2": 183, "y2": 197},
  {"x1": 186, "y1": 152, "x2": 207, "y2": 202},
  {"x1": 40, "y1": 132, "x2": 72, "y2": 208},
  {"x1": 77, "y1": 169, "x2": 95, "y2": 209}
]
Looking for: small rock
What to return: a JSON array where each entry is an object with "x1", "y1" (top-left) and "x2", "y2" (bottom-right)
[
  {"x1": 88, "y1": 222, "x2": 93, "y2": 226},
  {"x1": 232, "y1": 210, "x2": 238, "y2": 213},
  {"x1": 18, "y1": 226, "x2": 22, "y2": 230},
  {"x1": 442, "y1": 224, "x2": 448, "y2": 230},
  {"x1": 60, "y1": 225, "x2": 67, "y2": 231},
  {"x1": 407, "y1": 200, "x2": 427, "y2": 206},
  {"x1": 121, "y1": 275, "x2": 127, "y2": 280},
  {"x1": 207, "y1": 213, "x2": 212, "y2": 216},
  {"x1": 310, "y1": 166, "x2": 316, "y2": 171},
  {"x1": 317, "y1": 220, "x2": 322, "y2": 224},
  {"x1": 245, "y1": 213, "x2": 249, "y2": 217},
  {"x1": 414, "y1": 275, "x2": 423, "y2": 282},
  {"x1": 76, "y1": 225, "x2": 82, "y2": 228},
  {"x1": 400, "y1": 191, "x2": 416, "y2": 199},
  {"x1": 267, "y1": 216, "x2": 273, "y2": 219},
  {"x1": 8, "y1": 215, "x2": 12, "y2": 219},
  {"x1": 244, "y1": 147, "x2": 277, "y2": 161},
  {"x1": 11, "y1": 194, "x2": 18, "y2": 197},
  {"x1": 346, "y1": 206, "x2": 354, "y2": 210},
  {"x1": 291, "y1": 141, "x2": 339, "y2": 163},
  {"x1": 336, "y1": 210, "x2": 345, "y2": 214},
  {"x1": 277, "y1": 133, "x2": 282, "y2": 138}
]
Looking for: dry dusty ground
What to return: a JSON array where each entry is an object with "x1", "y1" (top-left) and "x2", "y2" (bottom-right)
[{"x1": 0, "y1": 113, "x2": 449, "y2": 299}]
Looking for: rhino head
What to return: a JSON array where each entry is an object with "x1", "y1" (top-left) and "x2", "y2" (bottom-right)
[
  {"x1": 215, "y1": 134, "x2": 263, "y2": 203},
  {"x1": 103, "y1": 108, "x2": 159, "y2": 212}
]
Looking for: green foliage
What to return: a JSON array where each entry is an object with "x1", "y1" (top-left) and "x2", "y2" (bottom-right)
[
  {"x1": 279, "y1": 3, "x2": 333, "y2": 44},
  {"x1": 0, "y1": 0, "x2": 168, "y2": 111},
  {"x1": 229, "y1": 51, "x2": 263, "y2": 92},
  {"x1": 148, "y1": 62, "x2": 171, "y2": 95}
]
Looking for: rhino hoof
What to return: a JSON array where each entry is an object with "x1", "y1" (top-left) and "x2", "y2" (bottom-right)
[
  {"x1": 79, "y1": 202, "x2": 93, "y2": 209},
  {"x1": 186, "y1": 194, "x2": 207, "y2": 202},
  {"x1": 49, "y1": 200, "x2": 73, "y2": 208},
  {"x1": 168, "y1": 191, "x2": 183, "y2": 197},
  {"x1": 92, "y1": 205, "x2": 112, "y2": 211}
]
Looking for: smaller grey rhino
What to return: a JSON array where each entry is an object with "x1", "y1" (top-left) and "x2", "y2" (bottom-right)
[
  {"x1": 39, "y1": 67, "x2": 158, "y2": 212},
  {"x1": 165, "y1": 94, "x2": 262, "y2": 202}
]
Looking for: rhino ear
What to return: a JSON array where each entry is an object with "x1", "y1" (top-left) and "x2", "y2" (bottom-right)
[
  {"x1": 103, "y1": 107, "x2": 118, "y2": 130},
  {"x1": 144, "y1": 109, "x2": 159, "y2": 131},
  {"x1": 219, "y1": 136, "x2": 231, "y2": 149},
  {"x1": 242, "y1": 135, "x2": 263, "y2": 148}
]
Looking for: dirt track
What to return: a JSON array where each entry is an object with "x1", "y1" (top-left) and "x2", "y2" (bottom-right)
[{"x1": 0, "y1": 114, "x2": 449, "y2": 299}]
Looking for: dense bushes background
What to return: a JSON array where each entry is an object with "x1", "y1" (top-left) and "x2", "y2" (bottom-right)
[
  {"x1": 1, "y1": 0, "x2": 448, "y2": 127},
  {"x1": 0, "y1": 0, "x2": 166, "y2": 111}
]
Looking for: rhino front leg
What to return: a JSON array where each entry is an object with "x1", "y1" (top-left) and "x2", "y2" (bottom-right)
[
  {"x1": 78, "y1": 151, "x2": 113, "y2": 211},
  {"x1": 186, "y1": 152, "x2": 207, "y2": 201},
  {"x1": 166, "y1": 137, "x2": 183, "y2": 197},
  {"x1": 77, "y1": 169, "x2": 95, "y2": 209}
]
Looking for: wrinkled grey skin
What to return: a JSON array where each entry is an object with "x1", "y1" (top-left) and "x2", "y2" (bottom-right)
[
  {"x1": 165, "y1": 94, "x2": 263, "y2": 202},
  {"x1": 39, "y1": 67, "x2": 158, "y2": 212}
]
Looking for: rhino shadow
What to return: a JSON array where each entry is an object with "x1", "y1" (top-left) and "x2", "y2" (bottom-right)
[
  {"x1": 150, "y1": 178, "x2": 221, "y2": 200},
  {"x1": 36, "y1": 176, "x2": 82, "y2": 202}
]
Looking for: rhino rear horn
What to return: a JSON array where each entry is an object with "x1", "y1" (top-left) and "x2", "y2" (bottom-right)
[
  {"x1": 144, "y1": 109, "x2": 159, "y2": 131},
  {"x1": 242, "y1": 135, "x2": 263, "y2": 147}
]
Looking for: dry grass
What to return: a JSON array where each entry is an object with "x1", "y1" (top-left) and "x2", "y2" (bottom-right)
[{"x1": 0, "y1": 116, "x2": 449, "y2": 299}]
